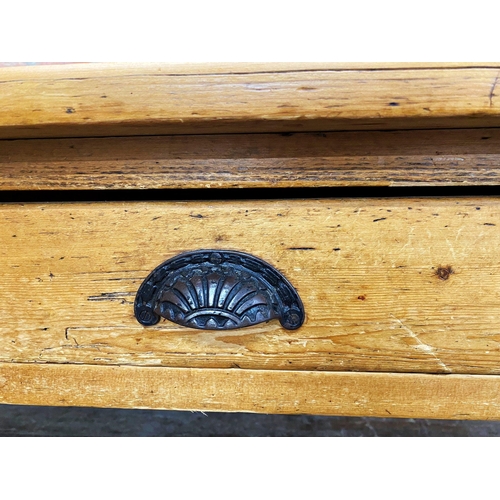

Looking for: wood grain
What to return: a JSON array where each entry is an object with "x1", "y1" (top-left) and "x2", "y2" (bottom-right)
[
  {"x1": 1, "y1": 63, "x2": 500, "y2": 139},
  {"x1": 0, "y1": 362, "x2": 499, "y2": 419},
  {"x1": 1, "y1": 198, "x2": 500, "y2": 375},
  {"x1": 2, "y1": 128, "x2": 500, "y2": 189}
]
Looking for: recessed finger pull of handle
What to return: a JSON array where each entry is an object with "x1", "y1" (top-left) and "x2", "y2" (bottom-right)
[{"x1": 134, "y1": 250, "x2": 304, "y2": 330}]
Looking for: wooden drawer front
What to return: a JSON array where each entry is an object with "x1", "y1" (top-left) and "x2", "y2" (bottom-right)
[{"x1": 2, "y1": 197, "x2": 499, "y2": 376}]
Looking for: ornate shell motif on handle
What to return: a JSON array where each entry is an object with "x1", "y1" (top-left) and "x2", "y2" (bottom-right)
[{"x1": 134, "y1": 250, "x2": 304, "y2": 330}]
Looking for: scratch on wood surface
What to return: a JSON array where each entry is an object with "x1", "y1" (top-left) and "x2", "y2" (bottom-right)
[
  {"x1": 401, "y1": 226, "x2": 415, "y2": 252},
  {"x1": 391, "y1": 315, "x2": 452, "y2": 373},
  {"x1": 489, "y1": 71, "x2": 500, "y2": 107},
  {"x1": 87, "y1": 292, "x2": 135, "y2": 304},
  {"x1": 445, "y1": 239, "x2": 457, "y2": 260},
  {"x1": 40, "y1": 342, "x2": 108, "y2": 356}
]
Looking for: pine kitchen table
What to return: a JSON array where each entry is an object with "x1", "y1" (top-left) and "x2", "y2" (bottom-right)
[{"x1": 1, "y1": 62, "x2": 500, "y2": 419}]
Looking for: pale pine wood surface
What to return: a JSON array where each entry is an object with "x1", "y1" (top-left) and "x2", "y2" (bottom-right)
[
  {"x1": 2, "y1": 128, "x2": 500, "y2": 189},
  {"x1": 3, "y1": 62, "x2": 500, "y2": 420},
  {"x1": 1, "y1": 198, "x2": 500, "y2": 375},
  {"x1": 1, "y1": 363, "x2": 500, "y2": 419},
  {"x1": 1, "y1": 63, "x2": 500, "y2": 138}
]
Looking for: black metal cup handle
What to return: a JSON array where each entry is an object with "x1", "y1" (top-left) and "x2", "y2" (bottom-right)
[{"x1": 134, "y1": 250, "x2": 305, "y2": 330}]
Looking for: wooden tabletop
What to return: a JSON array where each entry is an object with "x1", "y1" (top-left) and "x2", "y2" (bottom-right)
[{"x1": 1, "y1": 62, "x2": 499, "y2": 139}]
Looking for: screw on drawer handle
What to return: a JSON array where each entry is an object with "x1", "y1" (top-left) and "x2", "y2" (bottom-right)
[{"x1": 134, "y1": 250, "x2": 304, "y2": 330}]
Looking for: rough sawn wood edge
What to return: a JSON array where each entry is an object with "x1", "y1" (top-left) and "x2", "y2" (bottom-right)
[
  {"x1": 0, "y1": 363, "x2": 499, "y2": 420},
  {"x1": 2, "y1": 128, "x2": 500, "y2": 190}
]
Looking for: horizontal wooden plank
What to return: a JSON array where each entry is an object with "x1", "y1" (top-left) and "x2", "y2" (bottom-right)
[
  {"x1": 1, "y1": 63, "x2": 500, "y2": 138},
  {"x1": 2, "y1": 62, "x2": 499, "y2": 80},
  {"x1": 2, "y1": 128, "x2": 500, "y2": 189},
  {"x1": 0, "y1": 362, "x2": 499, "y2": 419},
  {"x1": 1, "y1": 198, "x2": 500, "y2": 375}
]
